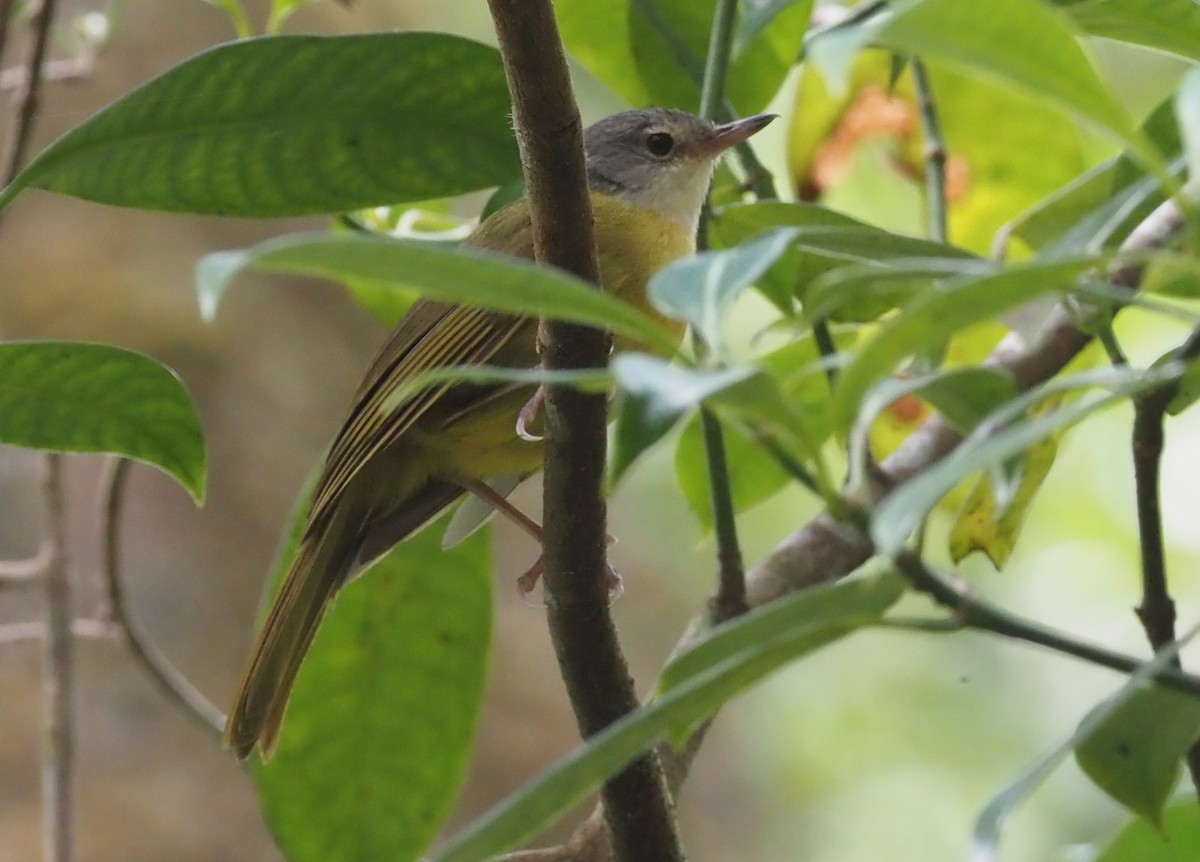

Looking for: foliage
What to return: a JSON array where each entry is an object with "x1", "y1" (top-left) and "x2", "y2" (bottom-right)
[{"x1": 4, "y1": 0, "x2": 1200, "y2": 861}]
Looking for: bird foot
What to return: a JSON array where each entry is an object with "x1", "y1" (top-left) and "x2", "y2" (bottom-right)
[{"x1": 516, "y1": 557, "x2": 623, "y2": 605}]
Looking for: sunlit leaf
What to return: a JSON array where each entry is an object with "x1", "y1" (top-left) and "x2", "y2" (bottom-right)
[
  {"x1": 0, "y1": 34, "x2": 519, "y2": 215},
  {"x1": 1096, "y1": 801, "x2": 1200, "y2": 862},
  {"x1": 0, "y1": 341, "x2": 205, "y2": 502}
]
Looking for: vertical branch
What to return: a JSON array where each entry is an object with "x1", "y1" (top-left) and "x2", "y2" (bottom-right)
[
  {"x1": 695, "y1": 0, "x2": 749, "y2": 622},
  {"x1": 1129, "y1": 323, "x2": 1200, "y2": 801},
  {"x1": 41, "y1": 455, "x2": 73, "y2": 862},
  {"x1": 484, "y1": 2, "x2": 684, "y2": 860},
  {"x1": 2, "y1": 0, "x2": 58, "y2": 185}
]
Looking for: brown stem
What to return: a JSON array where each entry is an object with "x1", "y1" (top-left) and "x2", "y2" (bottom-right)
[
  {"x1": 484, "y1": 1, "x2": 683, "y2": 860},
  {"x1": 2, "y1": 0, "x2": 58, "y2": 186},
  {"x1": 41, "y1": 455, "x2": 73, "y2": 862},
  {"x1": 96, "y1": 457, "x2": 225, "y2": 738}
]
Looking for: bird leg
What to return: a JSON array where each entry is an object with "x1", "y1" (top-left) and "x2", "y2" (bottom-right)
[
  {"x1": 516, "y1": 385, "x2": 545, "y2": 442},
  {"x1": 459, "y1": 477, "x2": 622, "y2": 599}
]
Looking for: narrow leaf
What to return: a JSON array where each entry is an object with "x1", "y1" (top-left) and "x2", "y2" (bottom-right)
[
  {"x1": 649, "y1": 227, "x2": 800, "y2": 351},
  {"x1": 831, "y1": 258, "x2": 1095, "y2": 434},
  {"x1": 431, "y1": 570, "x2": 903, "y2": 862},
  {"x1": 0, "y1": 341, "x2": 205, "y2": 501},
  {"x1": 196, "y1": 233, "x2": 675, "y2": 354}
]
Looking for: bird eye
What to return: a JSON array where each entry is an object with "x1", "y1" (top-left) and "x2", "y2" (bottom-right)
[{"x1": 645, "y1": 132, "x2": 675, "y2": 157}]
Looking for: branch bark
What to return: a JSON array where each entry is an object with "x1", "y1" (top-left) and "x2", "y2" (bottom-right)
[{"x1": 484, "y1": 2, "x2": 684, "y2": 860}]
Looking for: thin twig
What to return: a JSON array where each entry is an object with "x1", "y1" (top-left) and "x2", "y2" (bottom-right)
[
  {"x1": 890, "y1": 549, "x2": 1200, "y2": 697},
  {"x1": 0, "y1": 618, "x2": 117, "y2": 645},
  {"x1": 0, "y1": 0, "x2": 18, "y2": 82},
  {"x1": 485, "y1": 2, "x2": 684, "y2": 861},
  {"x1": 910, "y1": 58, "x2": 947, "y2": 244},
  {"x1": 96, "y1": 457, "x2": 225, "y2": 738},
  {"x1": 2, "y1": 0, "x2": 58, "y2": 186},
  {"x1": 41, "y1": 455, "x2": 73, "y2": 862},
  {"x1": 0, "y1": 541, "x2": 51, "y2": 583},
  {"x1": 695, "y1": 0, "x2": 749, "y2": 623}
]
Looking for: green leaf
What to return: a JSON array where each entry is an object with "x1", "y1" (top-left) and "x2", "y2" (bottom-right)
[
  {"x1": 1060, "y1": 0, "x2": 1200, "y2": 63},
  {"x1": 1097, "y1": 801, "x2": 1200, "y2": 862},
  {"x1": 0, "y1": 341, "x2": 205, "y2": 502},
  {"x1": 610, "y1": 355, "x2": 762, "y2": 485},
  {"x1": 649, "y1": 227, "x2": 800, "y2": 351},
  {"x1": 831, "y1": 257, "x2": 1096, "y2": 435},
  {"x1": 255, "y1": 509, "x2": 492, "y2": 862},
  {"x1": 431, "y1": 570, "x2": 903, "y2": 862},
  {"x1": 1075, "y1": 685, "x2": 1200, "y2": 826},
  {"x1": 674, "y1": 413, "x2": 791, "y2": 530},
  {"x1": 1007, "y1": 97, "x2": 1182, "y2": 256},
  {"x1": 804, "y1": 256, "x2": 994, "y2": 322},
  {"x1": 871, "y1": 364, "x2": 1184, "y2": 554},
  {"x1": 971, "y1": 621, "x2": 1200, "y2": 862},
  {"x1": 196, "y1": 233, "x2": 676, "y2": 354},
  {"x1": 1176, "y1": 67, "x2": 1200, "y2": 187},
  {"x1": 0, "y1": 34, "x2": 519, "y2": 216},
  {"x1": 874, "y1": 0, "x2": 1136, "y2": 144},
  {"x1": 558, "y1": 0, "x2": 811, "y2": 115}
]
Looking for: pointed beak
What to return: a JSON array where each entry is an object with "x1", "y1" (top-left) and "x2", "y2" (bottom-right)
[{"x1": 692, "y1": 113, "x2": 777, "y2": 158}]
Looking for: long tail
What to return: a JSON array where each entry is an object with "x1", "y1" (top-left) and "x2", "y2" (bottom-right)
[{"x1": 224, "y1": 505, "x2": 359, "y2": 761}]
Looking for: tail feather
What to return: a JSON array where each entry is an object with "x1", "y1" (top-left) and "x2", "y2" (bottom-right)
[{"x1": 224, "y1": 507, "x2": 359, "y2": 760}]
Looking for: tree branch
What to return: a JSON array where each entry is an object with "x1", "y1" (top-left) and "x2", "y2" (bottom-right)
[
  {"x1": 484, "y1": 2, "x2": 683, "y2": 860},
  {"x1": 2, "y1": 0, "x2": 58, "y2": 186}
]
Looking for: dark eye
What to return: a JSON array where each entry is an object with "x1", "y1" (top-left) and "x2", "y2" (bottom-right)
[{"x1": 646, "y1": 132, "x2": 674, "y2": 157}]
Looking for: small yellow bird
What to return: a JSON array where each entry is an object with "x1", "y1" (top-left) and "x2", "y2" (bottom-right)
[{"x1": 225, "y1": 108, "x2": 775, "y2": 759}]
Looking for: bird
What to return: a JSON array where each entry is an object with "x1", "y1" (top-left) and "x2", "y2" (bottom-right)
[{"x1": 225, "y1": 107, "x2": 776, "y2": 760}]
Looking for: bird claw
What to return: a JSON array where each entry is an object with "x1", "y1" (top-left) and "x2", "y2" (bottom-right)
[
  {"x1": 516, "y1": 557, "x2": 623, "y2": 605},
  {"x1": 516, "y1": 386, "x2": 545, "y2": 442}
]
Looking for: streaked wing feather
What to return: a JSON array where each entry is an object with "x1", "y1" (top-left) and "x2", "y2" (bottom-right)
[{"x1": 310, "y1": 300, "x2": 528, "y2": 523}]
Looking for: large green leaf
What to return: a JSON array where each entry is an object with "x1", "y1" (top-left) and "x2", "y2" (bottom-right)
[
  {"x1": 557, "y1": 0, "x2": 811, "y2": 114},
  {"x1": 254, "y1": 509, "x2": 492, "y2": 862},
  {"x1": 1058, "y1": 0, "x2": 1200, "y2": 63},
  {"x1": 0, "y1": 34, "x2": 519, "y2": 216},
  {"x1": 0, "y1": 341, "x2": 205, "y2": 502},
  {"x1": 1007, "y1": 97, "x2": 1182, "y2": 256},
  {"x1": 1075, "y1": 686, "x2": 1200, "y2": 826},
  {"x1": 197, "y1": 233, "x2": 676, "y2": 354},
  {"x1": 430, "y1": 570, "x2": 903, "y2": 862}
]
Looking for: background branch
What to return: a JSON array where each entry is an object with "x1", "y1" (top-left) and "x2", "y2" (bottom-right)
[
  {"x1": 484, "y1": 1, "x2": 684, "y2": 860},
  {"x1": 41, "y1": 455, "x2": 73, "y2": 862},
  {"x1": 96, "y1": 458, "x2": 226, "y2": 738}
]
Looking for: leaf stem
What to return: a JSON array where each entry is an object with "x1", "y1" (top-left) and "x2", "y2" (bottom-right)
[{"x1": 910, "y1": 57, "x2": 947, "y2": 244}]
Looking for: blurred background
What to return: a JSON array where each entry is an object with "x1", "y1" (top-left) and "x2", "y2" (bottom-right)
[{"x1": 2, "y1": 1, "x2": 1198, "y2": 861}]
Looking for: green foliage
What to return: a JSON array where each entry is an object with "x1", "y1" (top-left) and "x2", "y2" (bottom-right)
[
  {"x1": 8, "y1": 0, "x2": 1200, "y2": 858},
  {"x1": 255, "y1": 505, "x2": 493, "y2": 862},
  {"x1": 0, "y1": 342, "x2": 205, "y2": 501},
  {"x1": 1097, "y1": 801, "x2": 1200, "y2": 861},
  {"x1": 431, "y1": 571, "x2": 903, "y2": 862}
]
